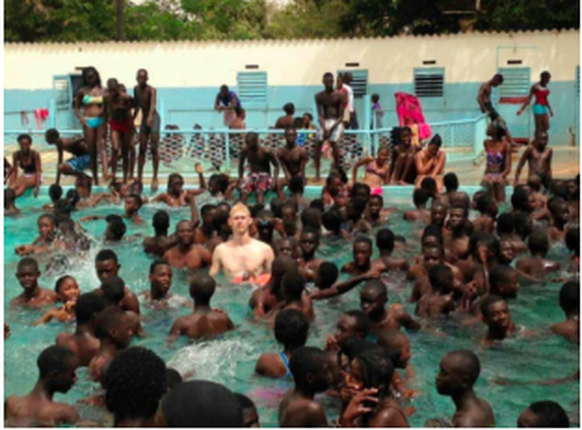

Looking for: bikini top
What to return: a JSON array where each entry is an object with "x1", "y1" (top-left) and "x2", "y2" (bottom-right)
[
  {"x1": 486, "y1": 150, "x2": 505, "y2": 167},
  {"x1": 366, "y1": 161, "x2": 388, "y2": 178},
  {"x1": 19, "y1": 153, "x2": 37, "y2": 174},
  {"x1": 83, "y1": 93, "x2": 104, "y2": 106},
  {"x1": 279, "y1": 352, "x2": 292, "y2": 378}
]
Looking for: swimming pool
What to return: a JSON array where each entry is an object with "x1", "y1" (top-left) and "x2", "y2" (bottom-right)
[{"x1": 4, "y1": 188, "x2": 579, "y2": 427}]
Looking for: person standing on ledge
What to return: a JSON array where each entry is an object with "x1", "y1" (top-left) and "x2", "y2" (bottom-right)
[
  {"x1": 134, "y1": 69, "x2": 161, "y2": 192},
  {"x1": 215, "y1": 84, "x2": 241, "y2": 127},
  {"x1": 314, "y1": 73, "x2": 345, "y2": 182},
  {"x1": 275, "y1": 103, "x2": 296, "y2": 129},
  {"x1": 517, "y1": 71, "x2": 553, "y2": 135},
  {"x1": 210, "y1": 202, "x2": 275, "y2": 286},
  {"x1": 477, "y1": 73, "x2": 515, "y2": 147}
]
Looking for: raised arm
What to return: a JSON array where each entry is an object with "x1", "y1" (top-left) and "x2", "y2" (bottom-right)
[{"x1": 311, "y1": 274, "x2": 373, "y2": 300}]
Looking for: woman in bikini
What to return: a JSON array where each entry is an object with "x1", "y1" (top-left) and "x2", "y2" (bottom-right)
[
  {"x1": 517, "y1": 71, "x2": 553, "y2": 134},
  {"x1": 74, "y1": 66, "x2": 107, "y2": 185},
  {"x1": 414, "y1": 134, "x2": 446, "y2": 192},
  {"x1": 9, "y1": 133, "x2": 42, "y2": 198},
  {"x1": 388, "y1": 126, "x2": 419, "y2": 185},
  {"x1": 481, "y1": 123, "x2": 512, "y2": 202},
  {"x1": 352, "y1": 146, "x2": 390, "y2": 195}
]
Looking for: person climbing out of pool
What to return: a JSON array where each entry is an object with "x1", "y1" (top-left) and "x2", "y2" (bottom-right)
[
  {"x1": 104, "y1": 347, "x2": 167, "y2": 427},
  {"x1": 235, "y1": 393, "x2": 260, "y2": 428},
  {"x1": 278, "y1": 346, "x2": 333, "y2": 426},
  {"x1": 481, "y1": 123, "x2": 512, "y2": 203},
  {"x1": 377, "y1": 329, "x2": 417, "y2": 399},
  {"x1": 548, "y1": 197, "x2": 571, "y2": 242},
  {"x1": 56, "y1": 292, "x2": 105, "y2": 367},
  {"x1": 314, "y1": 72, "x2": 345, "y2": 182},
  {"x1": 88, "y1": 307, "x2": 135, "y2": 384},
  {"x1": 388, "y1": 126, "x2": 419, "y2": 185},
  {"x1": 351, "y1": 145, "x2": 390, "y2": 194},
  {"x1": 15, "y1": 214, "x2": 66, "y2": 256},
  {"x1": 516, "y1": 229, "x2": 561, "y2": 279},
  {"x1": 250, "y1": 255, "x2": 297, "y2": 318},
  {"x1": 480, "y1": 295, "x2": 517, "y2": 344},
  {"x1": 94, "y1": 249, "x2": 141, "y2": 315},
  {"x1": 416, "y1": 264, "x2": 456, "y2": 318},
  {"x1": 162, "y1": 220, "x2": 212, "y2": 271},
  {"x1": 325, "y1": 310, "x2": 370, "y2": 352},
  {"x1": 517, "y1": 401, "x2": 570, "y2": 428},
  {"x1": 100, "y1": 276, "x2": 143, "y2": 338},
  {"x1": 44, "y1": 128, "x2": 91, "y2": 186},
  {"x1": 436, "y1": 349, "x2": 496, "y2": 427},
  {"x1": 360, "y1": 280, "x2": 421, "y2": 333},
  {"x1": 133, "y1": 69, "x2": 161, "y2": 192},
  {"x1": 414, "y1": 134, "x2": 446, "y2": 192},
  {"x1": 472, "y1": 194, "x2": 498, "y2": 235},
  {"x1": 514, "y1": 131, "x2": 553, "y2": 189},
  {"x1": 256, "y1": 309, "x2": 309, "y2": 379},
  {"x1": 74, "y1": 66, "x2": 107, "y2": 185},
  {"x1": 518, "y1": 71, "x2": 553, "y2": 134},
  {"x1": 152, "y1": 173, "x2": 196, "y2": 207},
  {"x1": 210, "y1": 202, "x2": 275, "y2": 286},
  {"x1": 549, "y1": 281, "x2": 579, "y2": 344},
  {"x1": 275, "y1": 271, "x2": 315, "y2": 322},
  {"x1": 4, "y1": 188, "x2": 21, "y2": 216},
  {"x1": 5, "y1": 346, "x2": 80, "y2": 427},
  {"x1": 9, "y1": 133, "x2": 42, "y2": 198},
  {"x1": 11, "y1": 257, "x2": 58, "y2": 308},
  {"x1": 441, "y1": 172, "x2": 471, "y2": 210},
  {"x1": 445, "y1": 204, "x2": 473, "y2": 261},
  {"x1": 276, "y1": 127, "x2": 308, "y2": 194},
  {"x1": 143, "y1": 260, "x2": 174, "y2": 305},
  {"x1": 34, "y1": 276, "x2": 81, "y2": 325},
  {"x1": 193, "y1": 204, "x2": 217, "y2": 246},
  {"x1": 403, "y1": 188, "x2": 431, "y2": 223},
  {"x1": 142, "y1": 210, "x2": 177, "y2": 257},
  {"x1": 168, "y1": 272, "x2": 234, "y2": 342},
  {"x1": 215, "y1": 84, "x2": 241, "y2": 127},
  {"x1": 371, "y1": 228, "x2": 409, "y2": 273},
  {"x1": 238, "y1": 132, "x2": 280, "y2": 205}
]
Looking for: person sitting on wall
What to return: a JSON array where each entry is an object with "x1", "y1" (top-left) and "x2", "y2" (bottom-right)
[
  {"x1": 215, "y1": 84, "x2": 241, "y2": 127},
  {"x1": 414, "y1": 134, "x2": 446, "y2": 192}
]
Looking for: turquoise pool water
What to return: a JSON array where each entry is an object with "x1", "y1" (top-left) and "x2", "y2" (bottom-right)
[{"x1": 4, "y1": 188, "x2": 579, "y2": 427}]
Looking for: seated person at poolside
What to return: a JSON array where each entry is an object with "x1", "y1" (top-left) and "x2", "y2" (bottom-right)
[
  {"x1": 351, "y1": 145, "x2": 390, "y2": 193},
  {"x1": 45, "y1": 128, "x2": 91, "y2": 185},
  {"x1": 168, "y1": 272, "x2": 234, "y2": 342},
  {"x1": 56, "y1": 292, "x2": 105, "y2": 367},
  {"x1": 152, "y1": 173, "x2": 197, "y2": 207},
  {"x1": 277, "y1": 128, "x2": 308, "y2": 191},
  {"x1": 11, "y1": 257, "x2": 58, "y2": 308},
  {"x1": 238, "y1": 132, "x2": 279, "y2": 205},
  {"x1": 388, "y1": 126, "x2": 418, "y2": 185},
  {"x1": 481, "y1": 123, "x2": 511, "y2": 203},
  {"x1": 210, "y1": 202, "x2": 275, "y2": 285},
  {"x1": 255, "y1": 309, "x2": 309, "y2": 379},
  {"x1": 162, "y1": 220, "x2": 212, "y2": 271},
  {"x1": 8, "y1": 133, "x2": 42, "y2": 198},
  {"x1": 5, "y1": 346, "x2": 80, "y2": 427},
  {"x1": 414, "y1": 134, "x2": 446, "y2": 192},
  {"x1": 516, "y1": 229, "x2": 560, "y2": 279},
  {"x1": 5, "y1": 188, "x2": 21, "y2": 216},
  {"x1": 15, "y1": 214, "x2": 66, "y2": 256},
  {"x1": 549, "y1": 281, "x2": 579, "y2": 344},
  {"x1": 35, "y1": 276, "x2": 81, "y2": 325},
  {"x1": 403, "y1": 189, "x2": 431, "y2": 223}
]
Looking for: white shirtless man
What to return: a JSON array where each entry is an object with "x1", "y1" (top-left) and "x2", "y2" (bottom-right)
[{"x1": 210, "y1": 202, "x2": 274, "y2": 285}]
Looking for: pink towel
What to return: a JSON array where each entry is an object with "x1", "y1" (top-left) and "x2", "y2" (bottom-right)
[
  {"x1": 394, "y1": 92, "x2": 432, "y2": 140},
  {"x1": 34, "y1": 109, "x2": 49, "y2": 130}
]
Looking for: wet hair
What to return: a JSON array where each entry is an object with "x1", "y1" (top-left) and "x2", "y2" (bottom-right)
[
  {"x1": 54, "y1": 275, "x2": 75, "y2": 294},
  {"x1": 275, "y1": 309, "x2": 309, "y2": 350},
  {"x1": 289, "y1": 175, "x2": 305, "y2": 194},
  {"x1": 420, "y1": 177, "x2": 437, "y2": 196},
  {"x1": 104, "y1": 347, "x2": 166, "y2": 422},
  {"x1": 101, "y1": 276, "x2": 126, "y2": 305},
  {"x1": 4, "y1": 188, "x2": 16, "y2": 206},
  {"x1": 428, "y1": 264, "x2": 453, "y2": 292},
  {"x1": 283, "y1": 102, "x2": 295, "y2": 115},
  {"x1": 75, "y1": 292, "x2": 105, "y2": 325},
  {"x1": 165, "y1": 368, "x2": 183, "y2": 392},
  {"x1": 322, "y1": 207, "x2": 342, "y2": 233},
  {"x1": 559, "y1": 281, "x2": 579, "y2": 315},
  {"x1": 371, "y1": 93, "x2": 380, "y2": 103},
  {"x1": 413, "y1": 188, "x2": 430, "y2": 207},
  {"x1": 354, "y1": 235, "x2": 372, "y2": 249},
  {"x1": 106, "y1": 215, "x2": 127, "y2": 240},
  {"x1": 480, "y1": 295, "x2": 506, "y2": 319},
  {"x1": 496, "y1": 212, "x2": 515, "y2": 235},
  {"x1": 189, "y1": 272, "x2": 216, "y2": 306},
  {"x1": 443, "y1": 173, "x2": 459, "y2": 192},
  {"x1": 17, "y1": 256, "x2": 39, "y2": 272},
  {"x1": 468, "y1": 231, "x2": 499, "y2": 260},
  {"x1": 94, "y1": 307, "x2": 127, "y2": 340},
  {"x1": 82, "y1": 66, "x2": 102, "y2": 87},
  {"x1": 127, "y1": 194, "x2": 143, "y2": 209},
  {"x1": 161, "y1": 380, "x2": 243, "y2": 427},
  {"x1": 351, "y1": 183, "x2": 371, "y2": 200},
  {"x1": 566, "y1": 227, "x2": 580, "y2": 257},
  {"x1": 38, "y1": 213, "x2": 56, "y2": 227},
  {"x1": 309, "y1": 198, "x2": 325, "y2": 212},
  {"x1": 149, "y1": 260, "x2": 170, "y2": 275},
  {"x1": 344, "y1": 310, "x2": 370, "y2": 338},
  {"x1": 476, "y1": 193, "x2": 496, "y2": 215},
  {"x1": 65, "y1": 189, "x2": 80, "y2": 209},
  {"x1": 422, "y1": 224, "x2": 444, "y2": 247},
  {"x1": 511, "y1": 187, "x2": 530, "y2": 212},
  {"x1": 526, "y1": 400, "x2": 569, "y2": 427},
  {"x1": 527, "y1": 229, "x2": 549, "y2": 256},
  {"x1": 376, "y1": 228, "x2": 395, "y2": 253},
  {"x1": 339, "y1": 339, "x2": 382, "y2": 363},
  {"x1": 317, "y1": 262, "x2": 339, "y2": 289},
  {"x1": 37, "y1": 345, "x2": 75, "y2": 378},
  {"x1": 48, "y1": 184, "x2": 63, "y2": 202},
  {"x1": 489, "y1": 265, "x2": 516, "y2": 295},
  {"x1": 96, "y1": 249, "x2": 119, "y2": 264},
  {"x1": 445, "y1": 349, "x2": 481, "y2": 385},
  {"x1": 493, "y1": 73, "x2": 504, "y2": 84},
  {"x1": 235, "y1": 392, "x2": 256, "y2": 415},
  {"x1": 289, "y1": 346, "x2": 327, "y2": 385},
  {"x1": 282, "y1": 271, "x2": 306, "y2": 301},
  {"x1": 514, "y1": 211, "x2": 534, "y2": 239},
  {"x1": 352, "y1": 349, "x2": 395, "y2": 398}
]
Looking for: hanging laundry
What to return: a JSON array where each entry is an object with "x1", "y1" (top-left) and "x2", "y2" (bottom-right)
[{"x1": 34, "y1": 109, "x2": 50, "y2": 130}]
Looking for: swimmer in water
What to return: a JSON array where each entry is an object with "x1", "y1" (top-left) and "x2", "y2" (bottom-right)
[
  {"x1": 34, "y1": 276, "x2": 81, "y2": 325},
  {"x1": 415, "y1": 264, "x2": 456, "y2": 318},
  {"x1": 94, "y1": 249, "x2": 141, "y2": 315},
  {"x1": 549, "y1": 281, "x2": 579, "y2": 344},
  {"x1": 517, "y1": 400, "x2": 570, "y2": 427},
  {"x1": 210, "y1": 202, "x2": 275, "y2": 285},
  {"x1": 516, "y1": 229, "x2": 560, "y2": 279},
  {"x1": 372, "y1": 228, "x2": 409, "y2": 272},
  {"x1": 276, "y1": 271, "x2": 314, "y2": 322},
  {"x1": 162, "y1": 220, "x2": 212, "y2": 271},
  {"x1": 143, "y1": 260, "x2": 173, "y2": 305},
  {"x1": 325, "y1": 310, "x2": 370, "y2": 352},
  {"x1": 403, "y1": 189, "x2": 431, "y2": 223},
  {"x1": 143, "y1": 210, "x2": 177, "y2": 257},
  {"x1": 11, "y1": 257, "x2": 58, "y2": 308}
]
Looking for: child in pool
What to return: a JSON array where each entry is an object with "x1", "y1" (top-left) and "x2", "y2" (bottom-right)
[
  {"x1": 255, "y1": 309, "x2": 309, "y2": 379},
  {"x1": 310, "y1": 261, "x2": 380, "y2": 300},
  {"x1": 42, "y1": 184, "x2": 63, "y2": 211},
  {"x1": 472, "y1": 193, "x2": 498, "y2": 235},
  {"x1": 547, "y1": 196, "x2": 570, "y2": 242},
  {"x1": 415, "y1": 264, "x2": 455, "y2": 318},
  {"x1": 35, "y1": 276, "x2": 81, "y2": 325},
  {"x1": 403, "y1": 188, "x2": 431, "y2": 223},
  {"x1": 516, "y1": 229, "x2": 561, "y2": 279},
  {"x1": 549, "y1": 281, "x2": 579, "y2": 344},
  {"x1": 377, "y1": 329, "x2": 417, "y2": 399},
  {"x1": 167, "y1": 272, "x2": 234, "y2": 342},
  {"x1": 11, "y1": 257, "x2": 58, "y2": 308},
  {"x1": 276, "y1": 271, "x2": 314, "y2": 323},
  {"x1": 15, "y1": 214, "x2": 66, "y2": 256},
  {"x1": 372, "y1": 228, "x2": 409, "y2": 273},
  {"x1": 480, "y1": 295, "x2": 516, "y2": 344}
]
